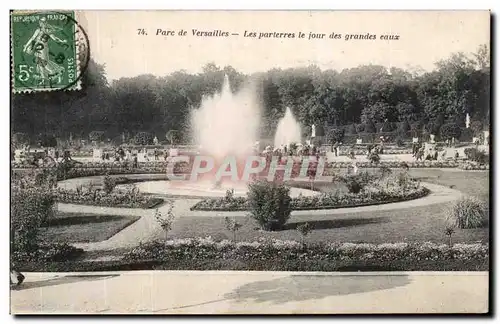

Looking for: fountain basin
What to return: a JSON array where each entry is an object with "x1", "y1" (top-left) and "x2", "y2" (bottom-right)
[{"x1": 116, "y1": 180, "x2": 320, "y2": 198}]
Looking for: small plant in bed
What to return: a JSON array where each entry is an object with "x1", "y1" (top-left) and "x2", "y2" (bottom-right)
[{"x1": 445, "y1": 196, "x2": 489, "y2": 229}]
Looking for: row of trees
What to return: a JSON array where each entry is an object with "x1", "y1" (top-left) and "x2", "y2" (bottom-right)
[{"x1": 11, "y1": 45, "x2": 490, "y2": 145}]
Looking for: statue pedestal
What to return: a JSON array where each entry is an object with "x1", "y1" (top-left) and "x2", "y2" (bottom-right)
[
  {"x1": 483, "y1": 131, "x2": 490, "y2": 146},
  {"x1": 93, "y1": 148, "x2": 102, "y2": 160}
]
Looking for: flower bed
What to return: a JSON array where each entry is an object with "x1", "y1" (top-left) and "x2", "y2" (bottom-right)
[
  {"x1": 335, "y1": 148, "x2": 413, "y2": 156},
  {"x1": 458, "y1": 161, "x2": 490, "y2": 171},
  {"x1": 325, "y1": 160, "x2": 460, "y2": 170},
  {"x1": 54, "y1": 187, "x2": 164, "y2": 209},
  {"x1": 191, "y1": 183, "x2": 429, "y2": 211},
  {"x1": 13, "y1": 238, "x2": 488, "y2": 272},
  {"x1": 117, "y1": 238, "x2": 488, "y2": 271}
]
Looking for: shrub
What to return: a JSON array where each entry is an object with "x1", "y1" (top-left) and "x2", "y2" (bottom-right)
[
  {"x1": 396, "y1": 137, "x2": 405, "y2": 147},
  {"x1": 11, "y1": 185, "x2": 55, "y2": 254},
  {"x1": 464, "y1": 148, "x2": 489, "y2": 164},
  {"x1": 247, "y1": 180, "x2": 292, "y2": 231},
  {"x1": 445, "y1": 196, "x2": 488, "y2": 229},
  {"x1": 368, "y1": 152, "x2": 381, "y2": 164},
  {"x1": 379, "y1": 165, "x2": 392, "y2": 178},
  {"x1": 103, "y1": 175, "x2": 116, "y2": 194}
]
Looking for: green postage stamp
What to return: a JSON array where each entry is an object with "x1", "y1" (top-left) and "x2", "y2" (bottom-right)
[{"x1": 10, "y1": 11, "x2": 82, "y2": 93}]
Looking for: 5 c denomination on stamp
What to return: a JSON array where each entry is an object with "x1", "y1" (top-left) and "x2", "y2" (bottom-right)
[{"x1": 10, "y1": 10, "x2": 88, "y2": 93}]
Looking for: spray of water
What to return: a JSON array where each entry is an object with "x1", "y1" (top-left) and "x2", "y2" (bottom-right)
[
  {"x1": 191, "y1": 75, "x2": 261, "y2": 159},
  {"x1": 274, "y1": 107, "x2": 302, "y2": 148}
]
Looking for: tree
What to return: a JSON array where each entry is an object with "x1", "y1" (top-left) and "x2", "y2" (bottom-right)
[
  {"x1": 327, "y1": 128, "x2": 345, "y2": 144},
  {"x1": 224, "y1": 217, "x2": 242, "y2": 241},
  {"x1": 37, "y1": 133, "x2": 57, "y2": 148},
  {"x1": 345, "y1": 124, "x2": 357, "y2": 135},
  {"x1": 133, "y1": 132, "x2": 154, "y2": 145},
  {"x1": 89, "y1": 131, "x2": 105, "y2": 143},
  {"x1": 154, "y1": 202, "x2": 176, "y2": 243},
  {"x1": 396, "y1": 102, "x2": 418, "y2": 121},
  {"x1": 166, "y1": 130, "x2": 179, "y2": 145},
  {"x1": 11, "y1": 46, "x2": 489, "y2": 147},
  {"x1": 364, "y1": 119, "x2": 376, "y2": 133},
  {"x1": 470, "y1": 120, "x2": 483, "y2": 136},
  {"x1": 440, "y1": 123, "x2": 462, "y2": 141},
  {"x1": 398, "y1": 119, "x2": 410, "y2": 135}
]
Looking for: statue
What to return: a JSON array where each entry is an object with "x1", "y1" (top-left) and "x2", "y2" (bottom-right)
[
  {"x1": 466, "y1": 113, "x2": 471, "y2": 129},
  {"x1": 311, "y1": 124, "x2": 316, "y2": 138},
  {"x1": 153, "y1": 136, "x2": 159, "y2": 145}
]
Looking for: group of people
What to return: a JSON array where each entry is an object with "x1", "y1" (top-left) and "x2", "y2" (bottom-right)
[
  {"x1": 260, "y1": 143, "x2": 321, "y2": 159},
  {"x1": 100, "y1": 147, "x2": 170, "y2": 165},
  {"x1": 412, "y1": 142, "x2": 460, "y2": 161}
]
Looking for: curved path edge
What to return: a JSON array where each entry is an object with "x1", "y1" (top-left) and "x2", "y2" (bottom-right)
[{"x1": 57, "y1": 181, "x2": 464, "y2": 252}]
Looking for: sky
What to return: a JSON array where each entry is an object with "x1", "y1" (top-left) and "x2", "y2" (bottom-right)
[{"x1": 80, "y1": 10, "x2": 490, "y2": 81}]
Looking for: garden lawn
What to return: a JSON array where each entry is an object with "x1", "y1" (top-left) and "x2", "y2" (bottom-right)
[
  {"x1": 407, "y1": 169, "x2": 489, "y2": 201},
  {"x1": 40, "y1": 213, "x2": 141, "y2": 243},
  {"x1": 165, "y1": 170, "x2": 489, "y2": 245}
]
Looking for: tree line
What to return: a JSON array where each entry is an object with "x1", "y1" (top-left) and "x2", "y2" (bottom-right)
[{"x1": 11, "y1": 44, "x2": 490, "y2": 146}]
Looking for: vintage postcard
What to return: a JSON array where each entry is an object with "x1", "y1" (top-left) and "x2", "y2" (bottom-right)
[{"x1": 10, "y1": 10, "x2": 490, "y2": 314}]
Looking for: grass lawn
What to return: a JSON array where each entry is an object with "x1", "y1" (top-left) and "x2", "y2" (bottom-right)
[
  {"x1": 40, "y1": 213, "x2": 141, "y2": 243},
  {"x1": 166, "y1": 169, "x2": 489, "y2": 245},
  {"x1": 407, "y1": 169, "x2": 489, "y2": 201}
]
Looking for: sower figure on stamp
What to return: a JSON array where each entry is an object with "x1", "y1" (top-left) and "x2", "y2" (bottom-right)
[{"x1": 22, "y1": 17, "x2": 67, "y2": 86}]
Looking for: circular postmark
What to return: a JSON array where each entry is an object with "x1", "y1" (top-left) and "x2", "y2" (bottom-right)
[{"x1": 11, "y1": 10, "x2": 90, "y2": 92}]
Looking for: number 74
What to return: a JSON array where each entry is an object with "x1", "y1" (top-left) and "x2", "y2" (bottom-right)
[{"x1": 18, "y1": 64, "x2": 34, "y2": 82}]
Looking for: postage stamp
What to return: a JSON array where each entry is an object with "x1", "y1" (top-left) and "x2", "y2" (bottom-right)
[{"x1": 10, "y1": 10, "x2": 84, "y2": 93}]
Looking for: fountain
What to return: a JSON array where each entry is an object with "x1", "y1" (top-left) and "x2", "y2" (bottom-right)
[
  {"x1": 274, "y1": 107, "x2": 302, "y2": 149},
  {"x1": 121, "y1": 76, "x2": 319, "y2": 198},
  {"x1": 191, "y1": 74, "x2": 260, "y2": 159}
]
